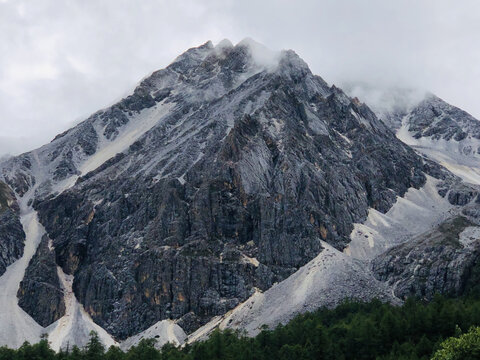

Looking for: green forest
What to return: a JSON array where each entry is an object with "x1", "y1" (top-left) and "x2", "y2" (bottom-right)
[{"x1": 2, "y1": 295, "x2": 480, "y2": 360}]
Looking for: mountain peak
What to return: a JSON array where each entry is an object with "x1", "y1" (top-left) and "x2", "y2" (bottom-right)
[
  {"x1": 173, "y1": 39, "x2": 286, "y2": 75},
  {"x1": 214, "y1": 38, "x2": 234, "y2": 51},
  {"x1": 2, "y1": 39, "x2": 459, "y2": 350},
  {"x1": 236, "y1": 38, "x2": 280, "y2": 68}
]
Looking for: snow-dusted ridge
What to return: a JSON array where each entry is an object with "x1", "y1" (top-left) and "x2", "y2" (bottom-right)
[
  {"x1": 397, "y1": 117, "x2": 480, "y2": 185},
  {"x1": 0, "y1": 38, "x2": 289, "y2": 350},
  {"x1": 79, "y1": 101, "x2": 174, "y2": 176},
  {"x1": 1, "y1": 40, "x2": 479, "y2": 351},
  {"x1": 0, "y1": 38, "x2": 281, "y2": 346}
]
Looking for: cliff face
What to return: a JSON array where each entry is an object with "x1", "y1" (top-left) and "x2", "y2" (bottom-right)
[
  {"x1": 1, "y1": 40, "x2": 428, "y2": 339},
  {"x1": 1, "y1": 40, "x2": 479, "y2": 345},
  {"x1": 372, "y1": 214, "x2": 480, "y2": 300},
  {"x1": 369, "y1": 91, "x2": 480, "y2": 302},
  {"x1": 17, "y1": 235, "x2": 66, "y2": 327},
  {"x1": 0, "y1": 181, "x2": 25, "y2": 277}
]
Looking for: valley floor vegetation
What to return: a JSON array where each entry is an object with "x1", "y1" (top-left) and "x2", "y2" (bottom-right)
[{"x1": 2, "y1": 295, "x2": 480, "y2": 360}]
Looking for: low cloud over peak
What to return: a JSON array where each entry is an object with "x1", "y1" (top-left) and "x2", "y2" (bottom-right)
[{"x1": 1, "y1": 0, "x2": 479, "y2": 156}]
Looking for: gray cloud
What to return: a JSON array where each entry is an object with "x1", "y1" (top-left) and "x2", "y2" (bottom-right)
[{"x1": 1, "y1": 0, "x2": 479, "y2": 155}]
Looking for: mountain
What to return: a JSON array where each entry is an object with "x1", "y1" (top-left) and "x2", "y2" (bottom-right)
[
  {"x1": 343, "y1": 84, "x2": 480, "y2": 185},
  {"x1": 397, "y1": 94, "x2": 480, "y2": 185},
  {"x1": 365, "y1": 92, "x2": 480, "y2": 302},
  {"x1": 0, "y1": 39, "x2": 479, "y2": 350}
]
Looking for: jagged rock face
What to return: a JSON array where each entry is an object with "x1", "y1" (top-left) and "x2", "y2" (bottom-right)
[
  {"x1": 17, "y1": 235, "x2": 65, "y2": 327},
  {"x1": 0, "y1": 181, "x2": 25, "y2": 276},
  {"x1": 372, "y1": 216, "x2": 480, "y2": 299},
  {"x1": 22, "y1": 41, "x2": 429, "y2": 339},
  {"x1": 407, "y1": 94, "x2": 480, "y2": 143},
  {"x1": 379, "y1": 90, "x2": 480, "y2": 186},
  {"x1": 0, "y1": 156, "x2": 35, "y2": 197}
]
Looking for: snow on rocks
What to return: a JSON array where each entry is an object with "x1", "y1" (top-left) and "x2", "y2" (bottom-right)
[
  {"x1": 0, "y1": 193, "x2": 46, "y2": 348},
  {"x1": 459, "y1": 226, "x2": 480, "y2": 249},
  {"x1": 397, "y1": 115, "x2": 480, "y2": 185},
  {"x1": 46, "y1": 268, "x2": 117, "y2": 351},
  {"x1": 189, "y1": 242, "x2": 397, "y2": 340},
  {"x1": 346, "y1": 175, "x2": 456, "y2": 260},
  {"x1": 80, "y1": 101, "x2": 174, "y2": 176},
  {"x1": 120, "y1": 320, "x2": 186, "y2": 350}
]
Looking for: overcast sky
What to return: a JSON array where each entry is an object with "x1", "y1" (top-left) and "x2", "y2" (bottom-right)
[{"x1": 1, "y1": 0, "x2": 479, "y2": 156}]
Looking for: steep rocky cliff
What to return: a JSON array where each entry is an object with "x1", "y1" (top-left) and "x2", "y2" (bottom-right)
[
  {"x1": 395, "y1": 94, "x2": 480, "y2": 185},
  {"x1": 372, "y1": 214, "x2": 480, "y2": 300},
  {"x1": 1, "y1": 40, "x2": 429, "y2": 339},
  {"x1": 353, "y1": 89, "x2": 480, "y2": 302},
  {"x1": 17, "y1": 234, "x2": 65, "y2": 327},
  {"x1": 0, "y1": 40, "x2": 479, "y2": 347},
  {"x1": 0, "y1": 181, "x2": 25, "y2": 277}
]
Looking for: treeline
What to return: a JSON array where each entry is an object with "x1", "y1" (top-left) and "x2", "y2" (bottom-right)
[{"x1": 2, "y1": 295, "x2": 480, "y2": 360}]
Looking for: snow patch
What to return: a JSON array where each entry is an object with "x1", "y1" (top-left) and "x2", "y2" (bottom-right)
[
  {"x1": 459, "y1": 226, "x2": 480, "y2": 249},
  {"x1": 80, "y1": 101, "x2": 174, "y2": 175},
  {"x1": 47, "y1": 268, "x2": 117, "y2": 351},
  {"x1": 191, "y1": 242, "x2": 396, "y2": 339},
  {"x1": 121, "y1": 320, "x2": 186, "y2": 350},
  {"x1": 397, "y1": 116, "x2": 480, "y2": 185},
  {"x1": 346, "y1": 175, "x2": 456, "y2": 260},
  {"x1": 0, "y1": 192, "x2": 46, "y2": 348}
]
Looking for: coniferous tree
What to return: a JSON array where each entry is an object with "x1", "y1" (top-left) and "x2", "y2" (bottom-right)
[
  {"x1": 126, "y1": 338, "x2": 159, "y2": 360},
  {"x1": 104, "y1": 345, "x2": 125, "y2": 360},
  {"x1": 85, "y1": 331, "x2": 105, "y2": 359}
]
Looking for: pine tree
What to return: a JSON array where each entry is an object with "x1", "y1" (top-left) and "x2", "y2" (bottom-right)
[
  {"x1": 105, "y1": 345, "x2": 125, "y2": 360},
  {"x1": 126, "y1": 338, "x2": 160, "y2": 360},
  {"x1": 85, "y1": 331, "x2": 105, "y2": 359}
]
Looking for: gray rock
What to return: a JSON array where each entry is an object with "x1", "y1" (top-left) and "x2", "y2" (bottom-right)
[
  {"x1": 448, "y1": 183, "x2": 478, "y2": 205},
  {"x1": 372, "y1": 216, "x2": 480, "y2": 299},
  {"x1": 0, "y1": 181, "x2": 25, "y2": 276},
  {"x1": 17, "y1": 235, "x2": 65, "y2": 327},
  {"x1": 407, "y1": 93, "x2": 480, "y2": 142},
  {"x1": 29, "y1": 42, "x2": 427, "y2": 339}
]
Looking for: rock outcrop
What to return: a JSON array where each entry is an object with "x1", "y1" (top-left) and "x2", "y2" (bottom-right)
[
  {"x1": 1, "y1": 40, "x2": 479, "y2": 343},
  {"x1": 0, "y1": 181, "x2": 25, "y2": 276},
  {"x1": 407, "y1": 94, "x2": 480, "y2": 143},
  {"x1": 372, "y1": 216, "x2": 480, "y2": 299},
  {"x1": 17, "y1": 235, "x2": 65, "y2": 327},
  {"x1": 22, "y1": 41, "x2": 428, "y2": 339}
]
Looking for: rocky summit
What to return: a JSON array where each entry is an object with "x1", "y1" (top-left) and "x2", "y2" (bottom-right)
[{"x1": 0, "y1": 39, "x2": 480, "y2": 350}]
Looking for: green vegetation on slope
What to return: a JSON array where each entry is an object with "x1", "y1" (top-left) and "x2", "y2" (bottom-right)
[
  {"x1": 432, "y1": 326, "x2": 480, "y2": 360},
  {"x1": 2, "y1": 295, "x2": 480, "y2": 360}
]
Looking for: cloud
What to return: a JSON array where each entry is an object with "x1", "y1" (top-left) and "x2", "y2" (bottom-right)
[
  {"x1": 341, "y1": 82, "x2": 428, "y2": 119},
  {"x1": 1, "y1": 0, "x2": 479, "y2": 155}
]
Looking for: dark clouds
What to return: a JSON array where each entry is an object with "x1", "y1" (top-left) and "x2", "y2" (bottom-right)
[{"x1": 1, "y1": 0, "x2": 479, "y2": 155}]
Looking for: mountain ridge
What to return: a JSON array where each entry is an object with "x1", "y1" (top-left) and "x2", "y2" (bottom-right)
[{"x1": 0, "y1": 39, "x2": 479, "y2": 350}]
